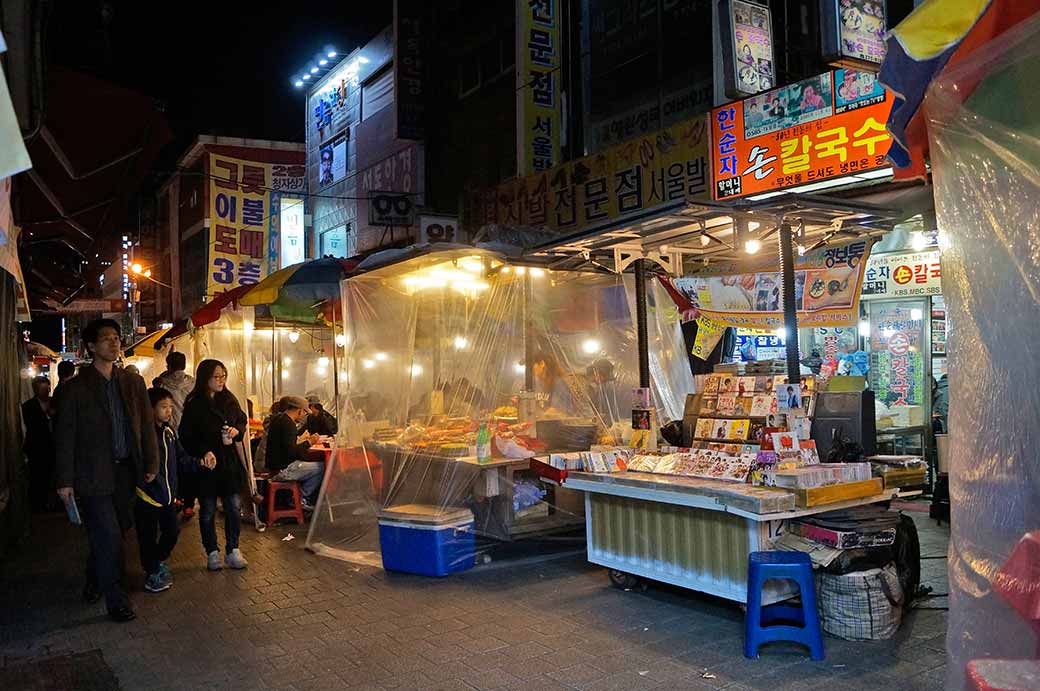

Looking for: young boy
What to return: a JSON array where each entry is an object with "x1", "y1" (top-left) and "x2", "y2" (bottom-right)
[{"x1": 137, "y1": 387, "x2": 215, "y2": 592}]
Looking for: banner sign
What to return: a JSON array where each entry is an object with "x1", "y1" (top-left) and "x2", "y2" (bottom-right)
[
  {"x1": 710, "y1": 68, "x2": 894, "y2": 200},
  {"x1": 207, "y1": 154, "x2": 273, "y2": 300},
  {"x1": 822, "y1": 0, "x2": 887, "y2": 68},
  {"x1": 722, "y1": 0, "x2": 776, "y2": 97},
  {"x1": 870, "y1": 303, "x2": 925, "y2": 407},
  {"x1": 466, "y1": 113, "x2": 708, "y2": 235},
  {"x1": 861, "y1": 250, "x2": 942, "y2": 299},
  {"x1": 734, "y1": 327, "x2": 786, "y2": 362},
  {"x1": 394, "y1": 0, "x2": 425, "y2": 141},
  {"x1": 40, "y1": 299, "x2": 126, "y2": 314},
  {"x1": 691, "y1": 314, "x2": 726, "y2": 360},
  {"x1": 671, "y1": 237, "x2": 873, "y2": 329},
  {"x1": 517, "y1": 0, "x2": 562, "y2": 174}
]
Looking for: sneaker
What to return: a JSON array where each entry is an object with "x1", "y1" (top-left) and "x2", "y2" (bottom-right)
[
  {"x1": 144, "y1": 572, "x2": 170, "y2": 593},
  {"x1": 158, "y1": 562, "x2": 173, "y2": 587},
  {"x1": 300, "y1": 498, "x2": 316, "y2": 513},
  {"x1": 182, "y1": 507, "x2": 195, "y2": 520},
  {"x1": 207, "y1": 550, "x2": 223, "y2": 571},
  {"x1": 225, "y1": 548, "x2": 248, "y2": 570}
]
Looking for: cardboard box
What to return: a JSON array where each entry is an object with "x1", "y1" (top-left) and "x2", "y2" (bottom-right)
[{"x1": 786, "y1": 520, "x2": 897, "y2": 549}]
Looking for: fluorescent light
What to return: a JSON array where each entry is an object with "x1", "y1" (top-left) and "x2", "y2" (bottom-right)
[
  {"x1": 744, "y1": 239, "x2": 761, "y2": 254},
  {"x1": 746, "y1": 167, "x2": 895, "y2": 201},
  {"x1": 302, "y1": 74, "x2": 310, "y2": 80},
  {"x1": 309, "y1": 66, "x2": 319, "y2": 74},
  {"x1": 328, "y1": 51, "x2": 337, "y2": 58},
  {"x1": 582, "y1": 339, "x2": 601, "y2": 355},
  {"x1": 319, "y1": 59, "x2": 328, "y2": 66},
  {"x1": 359, "y1": 56, "x2": 370, "y2": 64}
]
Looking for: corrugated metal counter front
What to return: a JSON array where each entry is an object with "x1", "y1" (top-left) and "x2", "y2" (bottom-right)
[{"x1": 565, "y1": 471, "x2": 895, "y2": 603}]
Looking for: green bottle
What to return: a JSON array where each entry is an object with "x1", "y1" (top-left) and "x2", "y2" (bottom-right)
[{"x1": 476, "y1": 422, "x2": 492, "y2": 464}]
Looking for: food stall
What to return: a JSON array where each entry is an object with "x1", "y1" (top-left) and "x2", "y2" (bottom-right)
[{"x1": 306, "y1": 246, "x2": 695, "y2": 570}]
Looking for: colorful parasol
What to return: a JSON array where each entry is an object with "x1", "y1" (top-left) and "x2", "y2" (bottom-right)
[
  {"x1": 153, "y1": 284, "x2": 255, "y2": 350},
  {"x1": 239, "y1": 257, "x2": 360, "y2": 323}
]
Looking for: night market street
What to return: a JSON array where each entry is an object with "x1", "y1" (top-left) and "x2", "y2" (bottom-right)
[{"x1": 1, "y1": 510, "x2": 949, "y2": 691}]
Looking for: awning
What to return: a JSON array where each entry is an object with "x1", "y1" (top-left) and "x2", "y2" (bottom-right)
[{"x1": 123, "y1": 328, "x2": 172, "y2": 359}]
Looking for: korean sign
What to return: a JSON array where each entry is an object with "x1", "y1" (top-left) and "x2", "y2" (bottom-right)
[
  {"x1": 517, "y1": 0, "x2": 561, "y2": 175},
  {"x1": 670, "y1": 237, "x2": 873, "y2": 329},
  {"x1": 465, "y1": 112, "x2": 708, "y2": 235},
  {"x1": 822, "y1": 0, "x2": 887, "y2": 68},
  {"x1": 869, "y1": 302, "x2": 924, "y2": 408},
  {"x1": 711, "y1": 69, "x2": 894, "y2": 200},
  {"x1": 691, "y1": 315, "x2": 726, "y2": 360},
  {"x1": 733, "y1": 328, "x2": 787, "y2": 362},
  {"x1": 724, "y1": 0, "x2": 775, "y2": 97},
  {"x1": 861, "y1": 250, "x2": 942, "y2": 299},
  {"x1": 207, "y1": 154, "x2": 273, "y2": 300},
  {"x1": 394, "y1": 0, "x2": 425, "y2": 141}
]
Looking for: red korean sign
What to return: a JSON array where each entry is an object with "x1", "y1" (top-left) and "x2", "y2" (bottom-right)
[{"x1": 710, "y1": 69, "x2": 895, "y2": 200}]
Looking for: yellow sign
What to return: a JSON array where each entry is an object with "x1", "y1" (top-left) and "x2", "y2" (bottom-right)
[
  {"x1": 206, "y1": 154, "x2": 273, "y2": 300},
  {"x1": 691, "y1": 314, "x2": 726, "y2": 360},
  {"x1": 468, "y1": 113, "x2": 709, "y2": 235},
  {"x1": 517, "y1": 0, "x2": 561, "y2": 175}
]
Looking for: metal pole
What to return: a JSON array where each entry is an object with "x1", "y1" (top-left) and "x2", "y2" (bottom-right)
[
  {"x1": 330, "y1": 300, "x2": 340, "y2": 420},
  {"x1": 271, "y1": 315, "x2": 277, "y2": 403},
  {"x1": 634, "y1": 258, "x2": 650, "y2": 389},
  {"x1": 523, "y1": 271, "x2": 534, "y2": 391},
  {"x1": 778, "y1": 223, "x2": 801, "y2": 384}
]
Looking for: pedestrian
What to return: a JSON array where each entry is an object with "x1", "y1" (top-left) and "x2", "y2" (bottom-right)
[
  {"x1": 136, "y1": 387, "x2": 216, "y2": 593},
  {"x1": 51, "y1": 360, "x2": 77, "y2": 411},
  {"x1": 178, "y1": 359, "x2": 249, "y2": 571},
  {"x1": 156, "y1": 351, "x2": 196, "y2": 517},
  {"x1": 266, "y1": 396, "x2": 323, "y2": 511},
  {"x1": 22, "y1": 375, "x2": 55, "y2": 512},
  {"x1": 304, "y1": 395, "x2": 338, "y2": 437},
  {"x1": 54, "y1": 318, "x2": 159, "y2": 622}
]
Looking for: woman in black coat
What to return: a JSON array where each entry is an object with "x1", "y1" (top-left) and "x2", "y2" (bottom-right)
[{"x1": 179, "y1": 359, "x2": 249, "y2": 571}]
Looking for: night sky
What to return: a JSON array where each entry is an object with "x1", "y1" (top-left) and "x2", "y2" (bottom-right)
[{"x1": 47, "y1": 0, "x2": 393, "y2": 160}]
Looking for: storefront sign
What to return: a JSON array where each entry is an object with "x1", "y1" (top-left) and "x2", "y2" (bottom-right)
[
  {"x1": 466, "y1": 113, "x2": 708, "y2": 234},
  {"x1": 861, "y1": 250, "x2": 942, "y2": 299},
  {"x1": 517, "y1": 0, "x2": 562, "y2": 174},
  {"x1": 722, "y1": 0, "x2": 776, "y2": 97},
  {"x1": 691, "y1": 314, "x2": 726, "y2": 360},
  {"x1": 394, "y1": 0, "x2": 425, "y2": 141},
  {"x1": 734, "y1": 327, "x2": 786, "y2": 362},
  {"x1": 279, "y1": 199, "x2": 305, "y2": 268},
  {"x1": 870, "y1": 303, "x2": 924, "y2": 407},
  {"x1": 418, "y1": 215, "x2": 460, "y2": 244},
  {"x1": 207, "y1": 154, "x2": 273, "y2": 299},
  {"x1": 312, "y1": 62, "x2": 359, "y2": 141},
  {"x1": 822, "y1": 0, "x2": 887, "y2": 68},
  {"x1": 670, "y1": 237, "x2": 873, "y2": 329},
  {"x1": 710, "y1": 69, "x2": 894, "y2": 200}
]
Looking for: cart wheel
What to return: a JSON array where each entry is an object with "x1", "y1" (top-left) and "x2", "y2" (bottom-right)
[{"x1": 608, "y1": 569, "x2": 642, "y2": 590}]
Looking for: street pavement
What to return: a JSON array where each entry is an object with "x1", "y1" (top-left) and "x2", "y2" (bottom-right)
[{"x1": 0, "y1": 509, "x2": 949, "y2": 691}]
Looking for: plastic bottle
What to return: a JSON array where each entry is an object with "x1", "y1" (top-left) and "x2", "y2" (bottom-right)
[{"x1": 476, "y1": 422, "x2": 491, "y2": 464}]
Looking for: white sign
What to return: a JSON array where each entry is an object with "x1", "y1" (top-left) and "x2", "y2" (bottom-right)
[
  {"x1": 418, "y1": 215, "x2": 460, "y2": 244},
  {"x1": 861, "y1": 250, "x2": 942, "y2": 299},
  {"x1": 279, "y1": 199, "x2": 306, "y2": 268}
]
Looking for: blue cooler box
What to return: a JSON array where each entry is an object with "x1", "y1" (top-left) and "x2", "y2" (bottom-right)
[{"x1": 378, "y1": 504, "x2": 475, "y2": 577}]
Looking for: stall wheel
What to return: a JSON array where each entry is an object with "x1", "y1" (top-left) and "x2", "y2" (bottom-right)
[{"x1": 608, "y1": 569, "x2": 644, "y2": 591}]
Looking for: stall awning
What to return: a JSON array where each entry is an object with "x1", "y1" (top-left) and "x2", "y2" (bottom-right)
[{"x1": 123, "y1": 328, "x2": 173, "y2": 359}]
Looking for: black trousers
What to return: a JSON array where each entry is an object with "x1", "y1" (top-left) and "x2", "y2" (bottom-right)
[
  {"x1": 178, "y1": 471, "x2": 198, "y2": 510},
  {"x1": 134, "y1": 500, "x2": 179, "y2": 576},
  {"x1": 81, "y1": 462, "x2": 134, "y2": 611}
]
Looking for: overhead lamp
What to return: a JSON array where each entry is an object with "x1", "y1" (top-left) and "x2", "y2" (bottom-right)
[
  {"x1": 144, "y1": 269, "x2": 152, "y2": 278},
  {"x1": 294, "y1": 80, "x2": 304, "y2": 88},
  {"x1": 409, "y1": 364, "x2": 423, "y2": 376},
  {"x1": 309, "y1": 66, "x2": 319, "y2": 74},
  {"x1": 359, "y1": 56, "x2": 370, "y2": 64},
  {"x1": 744, "y1": 239, "x2": 761, "y2": 255},
  {"x1": 514, "y1": 362, "x2": 526, "y2": 375},
  {"x1": 581, "y1": 339, "x2": 601, "y2": 355},
  {"x1": 530, "y1": 268, "x2": 545, "y2": 277},
  {"x1": 910, "y1": 231, "x2": 928, "y2": 252},
  {"x1": 327, "y1": 51, "x2": 337, "y2": 58},
  {"x1": 335, "y1": 333, "x2": 347, "y2": 347},
  {"x1": 700, "y1": 234, "x2": 711, "y2": 247},
  {"x1": 797, "y1": 244, "x2": 806, "y2": 256},
  {"x1": 288, "y1": 329, "x2": 300, "y2": 343},
  {"x1": 302, "y1": 74, "x2": 311, "y2": 80},
  {"x1": 282, "y1": 357, "x2": 292, "y2": 366},
  {"x1": 453, "y1": 336, "x2": 469, "y2": 350},
  {"x1": 318, "y1": 356, "x2": 330, "y2": 368},
  {"x1": 131, "y1": 263, "x2": 143, "y2": 274},
  {"x1": 374, "y1": 352, "x2": 388, "y2": 361},
  {"x1": 362, "y1": 359, "x2": 375, "y2": 370},
  {"x1": 319, "y1": 59, "x2": 328, "y2": 66},
  {"x1": 281, "y1": 370, "x2": 290, "y2": 380},
  {"x1": 315, "y1": 366, "x2": 327, "y2": 377}
]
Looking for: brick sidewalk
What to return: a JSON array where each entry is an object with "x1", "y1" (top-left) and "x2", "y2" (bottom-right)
[{"x1": 0, "y1": 511, "x2": 949, "y2": 691}]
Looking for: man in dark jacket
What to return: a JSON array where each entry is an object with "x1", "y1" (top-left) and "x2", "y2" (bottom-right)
[
  {"x1": 265, "y1": 396, "x2": 322, "y2": 509},
  {"x1": 22, "y1": 376, "x2": 55, "y2": 511},
  {"x1": 51, "y1": 360, "x2": 76, "y2": 410},
  {"x1": 304, "y1": 396, "x2": 338, "y2": 437},
  {"x1": 55, "y1": 319, "x2": 160, "y2": 622}
]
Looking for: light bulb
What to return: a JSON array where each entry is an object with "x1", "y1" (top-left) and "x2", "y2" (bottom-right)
[
  {"x1": 374, "y1": 352, "x2": 388, "y2": 361},
  {"x1": 288, "y1": 330, "x2": 300, "y2": 343},
  {"x1": 339, "y1": 372, "x2": 348, "y2": 382},
  {"x1": 362, "y1": 359, "x2": 375, "y2": 369},
  {"x1": 581, "y1": 339, "x2": 601, "y2": 355},
  {"x1": 744, "y1": 239, "x2": 761, "y2": 254},
  {"x1": 335, "y1": 334, "x2": 347, "y2": 347},
  {"x1": 700, "y1": 234, "x2": 711, "y2": 247},
  {"x1": 409, "y1": 364, "x2": 423, "y2": 376},
  {"x1": 282, "y1": 357, "x2": 292, "y2": 366},
  {"x1": 514, "y1": 363, "x2": 526, "y2": 375},
  {"x1": 774, "y1": 327, "x2": 788, "y2": 340},
  {"x1": 318, "y1": 356, "x2": 330, "y2": 368},
  {"x1": 453, "y1": 336, "x2": 469, "y2": 350},
  {"x1": 131, "y1": 263, "x2": 143, "y2": 274},
  {"x1": 910, "y1": 231, "x2": 928, "y2": 252},
  {"x1": 281, "y1": 370, "x2": 290, "y2": 379},
  {"x1": 515, "y1": 267, "x2": 527, "y2": 275},
  {"x1": 530, "y1": 268, "x2": 545, "y2": 277},
  {"x1": 315, "y1": 366, "x2": 327, "y2": 377},
  {"x1": 144, "y1": 269, "x2": 152, "y2": 278},
  {"x1": 797, "y1": 244, "x2": 806, "y2": 256}
]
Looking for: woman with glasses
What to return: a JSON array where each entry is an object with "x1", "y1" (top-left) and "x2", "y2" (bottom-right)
[{"x1": 179, "y1": 359, "x2": 249, "y2": 571}]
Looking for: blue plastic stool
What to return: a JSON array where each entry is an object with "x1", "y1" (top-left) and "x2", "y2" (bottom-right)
[{"x1": 744, "y1": 551, "x2": 825, "y2": 661}]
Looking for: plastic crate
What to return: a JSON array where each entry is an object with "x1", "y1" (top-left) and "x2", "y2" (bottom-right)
[{"x1": 378, "y1": 504, "x2": 475, "y2": 577}]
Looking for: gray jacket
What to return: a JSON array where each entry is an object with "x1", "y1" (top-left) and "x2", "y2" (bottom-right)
[{"x1": 156, "y1": 370, "x2": 194, "y2": 429}]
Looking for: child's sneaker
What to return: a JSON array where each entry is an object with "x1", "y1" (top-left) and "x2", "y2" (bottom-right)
[
  {"x1": 225, "y1": 549, "x2": 248, "y2": 570},
  {"x1": 144, "y1": 572, "x2": 170, "y2": 593},
  {"x1": 207, "y1": 550, "x2": 223, "y2": 571},
  {"x1": 158, "y1": 562, "x2": 173, "y2": 587}
]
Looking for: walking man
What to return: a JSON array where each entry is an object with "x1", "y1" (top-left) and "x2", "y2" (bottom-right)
[
  {"x1": 55, "y1": 319, "x2": 159, "y2": 622},
  {"x1": 22, "y1": 375, "x2": 55, "y2": 512}
]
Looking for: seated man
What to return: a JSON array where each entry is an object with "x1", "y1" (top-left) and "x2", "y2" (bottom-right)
[
  {"x1": 265, "y1": 396, "x2": 323, "y2": 511},
  {"x1": 304, "y1": 396, "x2": 338, "y2": 437}
]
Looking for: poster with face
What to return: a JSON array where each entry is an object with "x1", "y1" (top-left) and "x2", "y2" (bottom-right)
[{"x1": 732, "y1": 0, "x2": 774, "y2": 95}]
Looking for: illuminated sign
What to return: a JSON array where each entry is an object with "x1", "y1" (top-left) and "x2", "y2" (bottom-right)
[
  {"x1": 279, "y1": 198, "x2": 306, "y2": 268},
  {"x1": 822, "y1": 0, "x2": 887, "y2": 68},
  {"x1": 721, "y1": 0, "x2": 775, "y2": 97}
]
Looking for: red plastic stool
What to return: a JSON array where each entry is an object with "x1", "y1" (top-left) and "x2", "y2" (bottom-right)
[{"x1": 266, "y1": 480, "x2": 304, "y2": 525}]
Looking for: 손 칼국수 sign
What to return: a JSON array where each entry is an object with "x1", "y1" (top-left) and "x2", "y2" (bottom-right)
[
  {"x1": 710, "y1": 69, "x2": 894, "y2": 200},
  {"x1": 207, "y1": 154, "x2": 274, "y2": 300},
  {"x1": 861, "y1": 250, "x2": 942, "y2": 299}
]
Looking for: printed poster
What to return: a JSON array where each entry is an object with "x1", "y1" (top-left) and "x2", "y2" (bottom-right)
[
  {"x1": 207, "y1": 154, "x2": 273, "y2": 300},
  {"x1": 731, "y1": 0, "x2": 775, "y2": 94},
  {"x1": 837, "y1": 0, "x2": 886, "y2": 65},
  {"x1": 691, "y1": 314, "x2": 726, "y2": 360}
]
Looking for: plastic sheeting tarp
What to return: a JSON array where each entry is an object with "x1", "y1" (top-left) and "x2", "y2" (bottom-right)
[
  {"x1": 926, "y1": 12, "x2": 1040, "y2": 689},
  {"x1": 306, "y1": 250, "x2": 694, "y2": 568}
]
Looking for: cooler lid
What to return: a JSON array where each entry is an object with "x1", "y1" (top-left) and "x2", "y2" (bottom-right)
[{"x1": 378, "y1": 503, "x2": 473, "y2": 525}]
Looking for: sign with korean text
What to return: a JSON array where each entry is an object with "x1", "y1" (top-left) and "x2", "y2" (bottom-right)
[
  {"x1": 517, "y1": 0, "x2": 561, "y2": 175},
  {"x1": 870, "y1": 302, "x2": 925, "y2": 408},
  {"x1": 279, "y1": 198, "x2": 305, "y2": 268},
  {"x1": 40, "y1": 298, "x2": 127, "y2": 314},
  {"x1": 394, "y1": 0, "x2": 425, "y2": 141},
  {"x1": 734, "y1": 327, "x2": 786, "y2": 362},
  {"x1": 671, "y1": 237, "x2": 873, "y2": 329},
  {"x1": 207, "y1": 154, "x2": 273, "y2": 300},
  {"x1": 711, "y1": 69, "x2": 894, "y2": 200},
  {"x1": 861, "y1": 250, "x2": 942, "y2": 299},
  {"x1": 725, "y1": 0, "x2": 775, "y2": 96},
  {"x1": 691, "y1": 314, "x2": 726, "y2": 360},
  {"x1": 466, "y1": 113, "x2": 708, "y2": 235},
  {"x1": 822, "y1": 0, "x2": 887, "y2": 67}
]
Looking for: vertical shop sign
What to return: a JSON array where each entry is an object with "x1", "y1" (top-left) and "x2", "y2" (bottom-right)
[
  {"x1": 517, "y1": 0, "x2": 561, "y2": 175},
  {"x1": 394, "y1": 0, "x2": 425, "y2": 140},
  {"x1": 710, "y1": 69, "x2": 894, "y2": 200},
  {"x1": 207, "y1": 154, "x2": 272, "y2": 300},
  {"x1": 721, "y1": 0, "x2": 775, "y2": 98},
  {"x1": 822, "y1": 0, "x2": 887, "y2": 68},
  {"x1": 870, "y1": 303, "x2": 925, "y2": 408}
]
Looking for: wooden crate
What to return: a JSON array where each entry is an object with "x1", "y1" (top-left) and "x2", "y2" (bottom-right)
[{"x1": 794, "y1": 478, "x2": 884, "y2": 508}]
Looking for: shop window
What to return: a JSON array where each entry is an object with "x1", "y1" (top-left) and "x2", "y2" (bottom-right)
[
  {"x1": 361, "y1": 67, "x2": 394, "y2": 121},
  {"x1": 320, "y1": 224, "x2": 352, "y2": 259}
]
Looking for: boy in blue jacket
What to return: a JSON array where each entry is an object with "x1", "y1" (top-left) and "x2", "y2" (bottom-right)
[{"x1": 137, "y1": 388, "x2": 215, "y2": 592}]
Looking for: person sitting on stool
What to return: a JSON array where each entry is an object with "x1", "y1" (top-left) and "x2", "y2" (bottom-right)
[{"x1": 265, "y1": 396, "x2": 322, "y2": 511}]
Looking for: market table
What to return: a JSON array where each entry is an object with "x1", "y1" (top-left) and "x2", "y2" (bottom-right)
[{"x1": 564, "y1": 471, "x2": 898, "y2": 604}]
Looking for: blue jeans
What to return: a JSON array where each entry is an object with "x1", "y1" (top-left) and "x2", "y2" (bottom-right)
[
  {"x1": 275, "y1": 461, "x2": 325, "y2": 501},
  {"x1": 199, "y1": 493, "x2": 241, "y2": 555}
]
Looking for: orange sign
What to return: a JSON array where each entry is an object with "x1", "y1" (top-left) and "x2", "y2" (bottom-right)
[
  {"x1": 892, "y1": 264, "x2": 913, "y2": 285},
  {"x1": 710, "y1": 69, "x2": 895, "y2": 200}
]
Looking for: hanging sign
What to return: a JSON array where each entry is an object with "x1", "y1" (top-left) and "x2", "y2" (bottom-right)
[
  {"x1": 207, "y1": 154, "x2": 273, "y2": 300},
  {"x1": 691, "y1": 314, "x2": 726, "y2": 360},
  {"x1": 821, "y1": 0, "x2": 887, "y2": 69},
  {"x1": 861, "y1": 250, "x2": 942, "y2": 299},
  {"x1": 517, "y1": 0, "x2": 562, "y2": 174},
  {"x1": 721, "y1": 0, "x2": 776, "y2": 97}
]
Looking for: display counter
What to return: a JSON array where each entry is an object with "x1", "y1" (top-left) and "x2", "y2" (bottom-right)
[{"x1": 565, "y1": 471, "x2": 896, "y2": 603}]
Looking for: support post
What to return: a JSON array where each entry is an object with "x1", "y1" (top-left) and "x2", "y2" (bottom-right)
[
  {"x1": 330, "y1": 301, "x2": 340, "y2": 421},
  {"x1": 523, "y1": 271, "x2": 534, "y2": 392},
  {"x1": 778, "y1": 223, "x2": 801, "y2": 384},
  {"x1": 634, "y1": 258, "x2": 650, "y2": 390}
]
